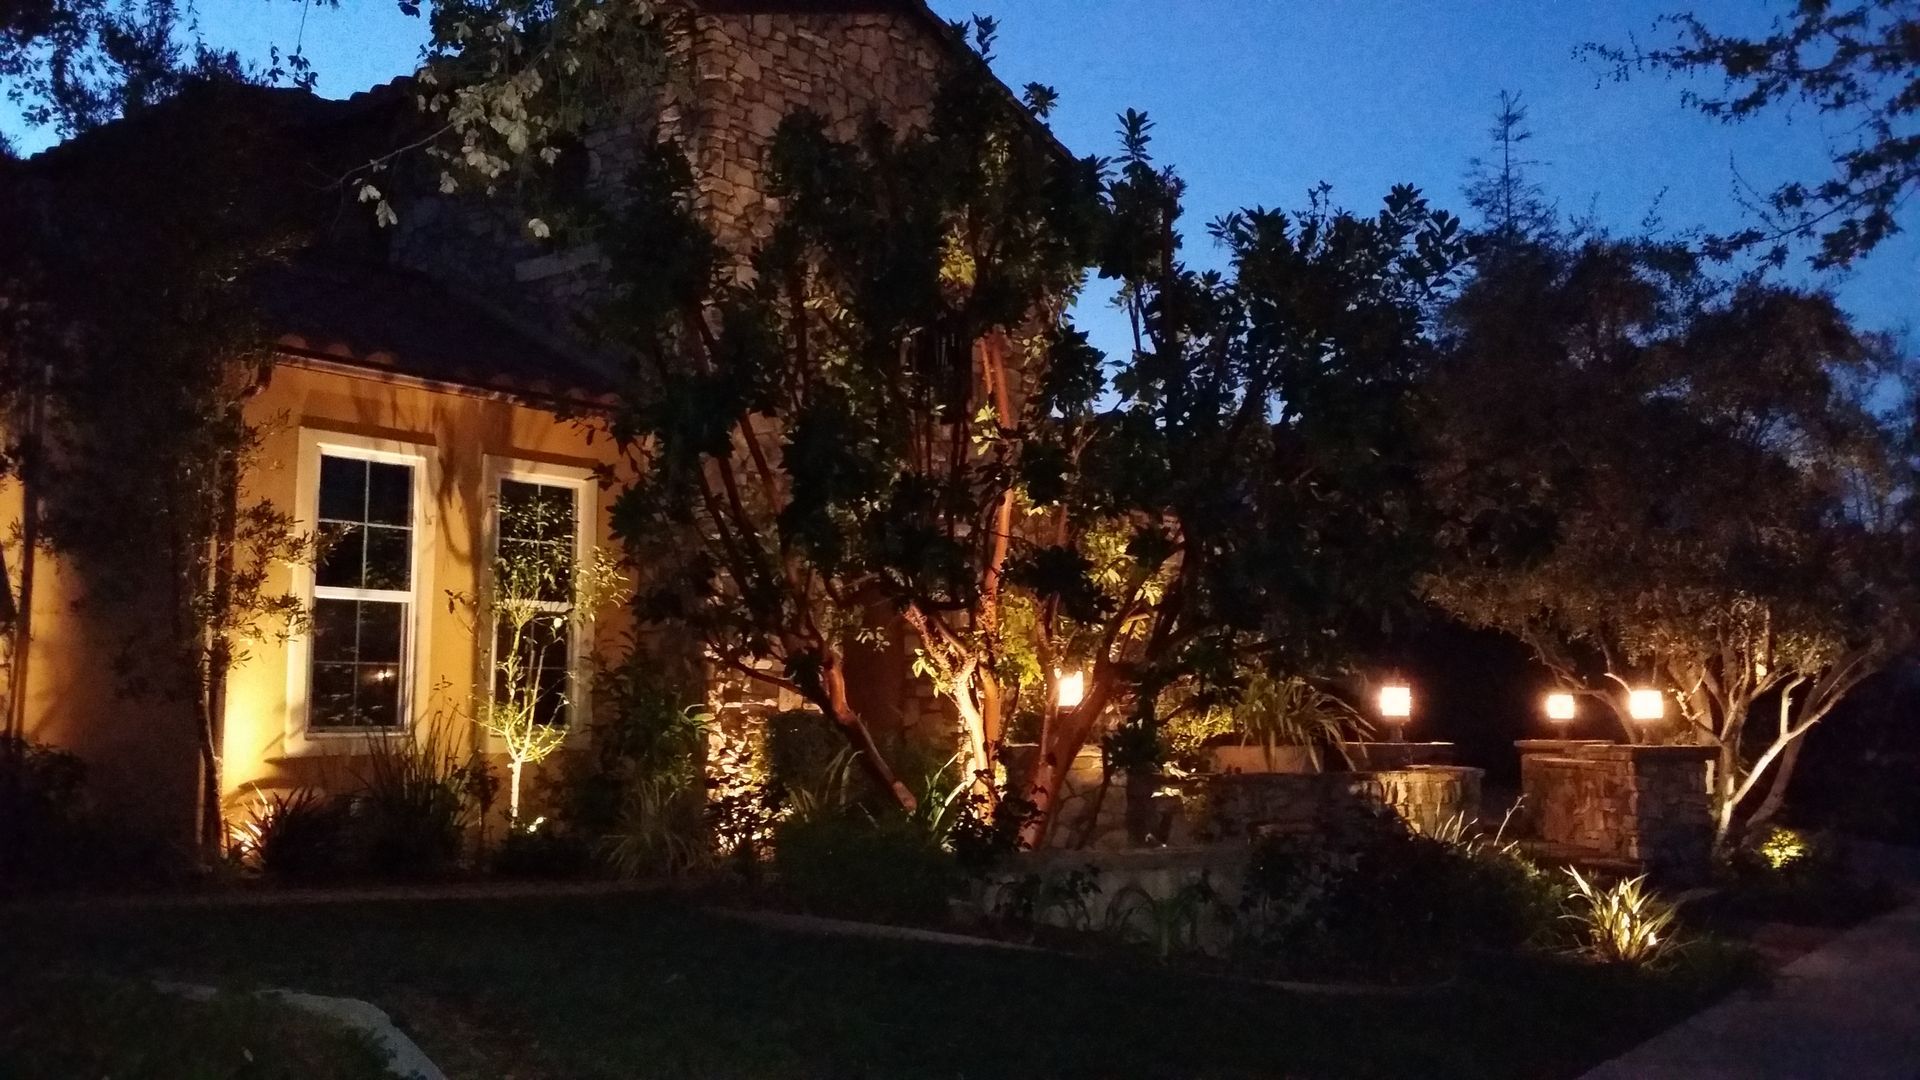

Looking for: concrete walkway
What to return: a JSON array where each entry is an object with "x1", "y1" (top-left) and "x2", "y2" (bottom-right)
[{"x1": 1584, "y1": 846, "x2": 1920, "y2": 1080}]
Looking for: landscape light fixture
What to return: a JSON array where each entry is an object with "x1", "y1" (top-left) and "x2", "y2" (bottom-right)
[
  {"x1": 1377, "y1": 683, "x2": 1413, "y2": 720},
  {"x1": 1055, "y1": 670, "x2": 1086, "y2": 710},
  {"x1": 1628, "y1": 688, "x2": 1666, "y2": 722},
  {"x1": 1544, "y1": 691, "x2": 1578, "y2": 724}
]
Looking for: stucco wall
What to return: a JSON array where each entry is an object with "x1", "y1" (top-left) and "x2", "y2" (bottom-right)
[{"x1": 220, "y1": 362, "x2": 638, "y2": 811}]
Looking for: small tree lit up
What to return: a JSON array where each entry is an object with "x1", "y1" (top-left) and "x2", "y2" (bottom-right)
[{"x1": 456, "y1": 493, "x2": 624, "y2": 825}]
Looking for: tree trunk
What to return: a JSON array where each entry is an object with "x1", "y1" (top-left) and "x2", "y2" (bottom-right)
[
  {"x1": 821, "y1": 656, "x2": 918, "y2": 813},
  {"x1": 1743, "y1": 736, "x2": 1804, "y2": 838},
  {"x1": 1018, "y1": 677, "x2": 1110, "y2": 849},
  {"x1": 508, "y1": 759, "x2": 524, "y2": 824}
]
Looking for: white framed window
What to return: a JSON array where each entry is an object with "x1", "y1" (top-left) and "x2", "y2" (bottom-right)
[
  {"x1": 285, "y1": 430, "x2": 437, "y2": 752},
  {"x1": 485, "y1": 457, "x2": 596, "y2": 732}
]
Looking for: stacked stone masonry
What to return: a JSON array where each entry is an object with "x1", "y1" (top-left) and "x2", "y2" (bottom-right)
[
  {"x1": 1187, "y1": 766, "x2": 1484, "y2": 843},
  {"x1": 1518, "y1": 742, "x2": 1715, "y2": 879},
  {"x1": 392, "y1": 6, "x2": 948, "y2": 366}
]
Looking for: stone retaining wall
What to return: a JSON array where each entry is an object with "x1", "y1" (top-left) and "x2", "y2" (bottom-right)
[
  {"x1": 1185, "y1": 766, "x2": 1484, "y2": 842},
  {"x1": 1518, "y1": 742, "x2": 1715, "y2": 879}
]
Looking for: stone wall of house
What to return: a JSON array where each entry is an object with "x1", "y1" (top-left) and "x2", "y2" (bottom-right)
[
  {"x1": 1339, "y1": 741, "x2": 1458, "y2": 771},
  {"x1": 389, "y1": 3, "x2": 949, "y2": 364},
  {"x1": 1519, "y1": 742, "x2": 1715, "y2": 878},
  {"x1": 1184, "y1": 766, "x2": 1484, "y2": 843}
]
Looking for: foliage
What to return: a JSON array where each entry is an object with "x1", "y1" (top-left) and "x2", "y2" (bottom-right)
[
  {"x1": 1231, "y1": 673, "x2": 1370, "y2": 768},
  {"x1": 1238, "y1": 812, "x2": 1567, "y2": 979},
  {"x1": 1103, "y1": 875, "x2": 1229, "y2": 961},
  {"x1": 602, "y1": 33, "x2": 1105, "y2": 807},
  {"x1": 0, "y1": 735, "x2": 90, "y2": 887},
  {"x1": 1015, "y1": 111, "x2": 1469, "y2": 843},
  {"x1": 1426, "y1": 217, "x2": 1917, "y2": 848},
  {"x1": 456, "y1": 493, "x2": 625, "y2": 823},
  {"x1": 1589, "y1": 1, "x2": 1920, "y2": 267},
  {"x1": 772, "y1": 810, "x2": 959, "y2": 924},
  {"x1": 350, "y1": 722, "x2": 486, "y2": 878},
  {"x1": 3, "y1": 81, "x2": 335, "y2": 858},
  {"x1": 1564, "y1": 870, "x2": 1682, "y2": 967},
  {"x1": 230, "y1": 786, "x2": 348, "y2": 883},
  {"x1": 991, "y1": 866, "x2": 1103, "y2": 936},
  {"x1": 1709, "y1": 826, "x2": 1895, "y2": 927},
  {"x1": 549, "y1": 648, "x2": 711, "y2": 877},
  {"x1": 493, "y1": 816, "x2": 596, "y2": 879}
]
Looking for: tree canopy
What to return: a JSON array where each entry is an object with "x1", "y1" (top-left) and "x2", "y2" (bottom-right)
[{"x1": 1590, "y1": 0, "x2": 1920, "y2": 268}]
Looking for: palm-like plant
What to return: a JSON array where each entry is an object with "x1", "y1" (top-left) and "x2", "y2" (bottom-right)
[
  {"x1": 1565, "y1": 869, "x2": 1680, "y2": 965},
  {"x1": 1236, "y1": 673, "x2": 1371, "y2": 770}
]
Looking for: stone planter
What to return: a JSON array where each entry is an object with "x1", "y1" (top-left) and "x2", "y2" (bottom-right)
[{"x1": 1207, "y1": 744, "x2": 1317, "y2": 775}]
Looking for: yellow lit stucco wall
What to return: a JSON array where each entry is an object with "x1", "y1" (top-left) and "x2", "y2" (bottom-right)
[{"x1": 222, "y1": 359, "x2": 634, "y2": 812}]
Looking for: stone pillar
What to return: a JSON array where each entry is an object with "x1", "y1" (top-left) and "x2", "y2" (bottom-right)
[{"x1": 1518, "y1": 741, "x2": 1715, "y2": 880}]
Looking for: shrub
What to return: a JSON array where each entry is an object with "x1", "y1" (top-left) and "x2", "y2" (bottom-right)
[
  {"x1": 773, "y1": 812, "x2": 959, "y2": 924},
  {"x1": 349, "y1": 730, "x2": 483, "y2": 878},
  {"x1": 232, "y1": 787, "x2": 348, "y2": 883},
  {"x1": 1712, "y1": 826, "x2": 1892, "y2": 926},
  {"x1": 1238, "y1": 811, "x2": 1566, "y2": 979},
  {"x1": 492, "y1": 819, "x2": 596, "y2": 879},
  {"x1": 0, "y1": 737, "x2": 91, "y2": 888},
  {"x1": 551, "y1": 650, "x2": 712, "y2": 877},
  {"x1": 765, "y1": 709, "x2": 846, "y2": 801},
  {"x1": 603, "y1": 774, "x2": 708, "y2": 878},
  {"x1": 1564, "y1": 870, "x2": 1681, "y2": 967}
]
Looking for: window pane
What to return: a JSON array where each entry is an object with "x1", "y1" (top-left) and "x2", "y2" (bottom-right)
[
  {"x1": 500, "y1": 479, "x2": 576, "y2": 542},
  {"x1": 356, "y1": 666, "x2": 401, "y2": 728},
  {"x1": 315, "y1": 524, "x2": 363, "y2": 589},
  {"x1": 365, "y1": 461, "x2": 413, "y2": 526},
  {"x1": 310, "y1": 663, "x2": 358, "y2": 728},
  {"x1": 363, "y1": 526, "x2": 412, "y2": 591},
  {"x1": 318, "y1": 457, "x2": 366, "y2": 522},
  {"x1": 356, "y1": 601, "x2": 403, "y2": 663},
  {"x1": 311, "y1": 599, "x2": 357, "y2": 663},
  {"x1": 493, "y1": 621, "x2": 572, "y2": 728}
]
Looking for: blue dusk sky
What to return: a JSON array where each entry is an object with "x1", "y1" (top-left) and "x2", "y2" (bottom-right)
[{"x1": 5, "y1": 0, "x2": 1912, "y2": 352}]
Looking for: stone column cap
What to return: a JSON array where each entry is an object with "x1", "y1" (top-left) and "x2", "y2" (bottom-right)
[{"x1": 1514, "y1": 739, "x2": 1613, "y2": 753}]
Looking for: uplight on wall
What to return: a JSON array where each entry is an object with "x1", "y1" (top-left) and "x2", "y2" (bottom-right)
[
  {"x1": 1544, "y1": 691, "x2": 1578, "y2": 724},
  {"x1": 1628, "y1": 688, "x2": 1666, "y2": 722},
  {"x1": 1055, "y1": 670, "x2": 1086, "y2": 710}
]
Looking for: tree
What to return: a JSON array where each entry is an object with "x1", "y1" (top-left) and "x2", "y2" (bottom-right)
[
  {"x1": 1589, "y1": 1, "x2": 1920, "y2": 268},
  {"x1": 0, "y1": 83, "x2": 344, "y2": 856},
  {"x1": 1006, "y1": 113, "x2": 1468, "y2": 844},
  {"x1": 1463, "y1": 90, "x2": 1555, "y2": 244},
  {"x1": 455, "y1": 488, "x2": 624, "y2": 824},
  {"x1": 599, "y1": 38, "x2": 1104, "y2": 811},
  {"x1": 1426, "y1": 229, "x2": 1917, "y2": 848}
]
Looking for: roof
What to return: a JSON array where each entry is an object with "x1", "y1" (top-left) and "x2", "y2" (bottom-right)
[{"x1": 257, "y1": 256, "x2": 617, "y2": 403}]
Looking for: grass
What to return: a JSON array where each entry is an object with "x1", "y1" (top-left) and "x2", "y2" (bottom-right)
[
  {"x1": 0, "y1": 892, "x2": 1745, "y2": 1080},
  {"x1": 0, "y1": 975, "x2": 394, "y2": 1079}
]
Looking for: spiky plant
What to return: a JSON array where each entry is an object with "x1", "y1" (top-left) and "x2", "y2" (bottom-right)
[{"x1": 1565, "y1": 869, "x2": 1681, "y2": 965}]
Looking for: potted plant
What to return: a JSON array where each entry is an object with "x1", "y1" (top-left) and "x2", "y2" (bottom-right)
[{"x1": 1208, "y1": 674, "x2": 1369, "y2": 774}]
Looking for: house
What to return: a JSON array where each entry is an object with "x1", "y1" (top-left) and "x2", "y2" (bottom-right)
[{"x1": 0, "y1": 0, "x2": 968, "y2": 851}]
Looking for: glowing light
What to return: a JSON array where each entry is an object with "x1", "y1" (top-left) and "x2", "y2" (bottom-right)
[
  {"x1": 1629, "y1": 689, "x2": 1666, "y2": 722},
  {"x1": 1377, "y1": 684, "x2": 1413, "y2": 720},
  {"x1": 1544, "y1": 692, "x2": 1578, "y2": 722},
  {"x1": 1055, "y1": 670, "x2": 1085, "y2": 710}
]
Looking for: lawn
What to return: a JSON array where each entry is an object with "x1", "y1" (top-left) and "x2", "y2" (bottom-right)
[
  {"x1": 0, "y1": 975, "x2": 395, "y2": 1079},
  {"x1": 0, "y1": 891, "x2": 1737, "y2": 1079}
]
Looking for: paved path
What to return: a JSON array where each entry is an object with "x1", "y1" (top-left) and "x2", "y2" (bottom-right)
[{"x1": 1584, "y1": 846, "x2": 1920, "y2": 1080}]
